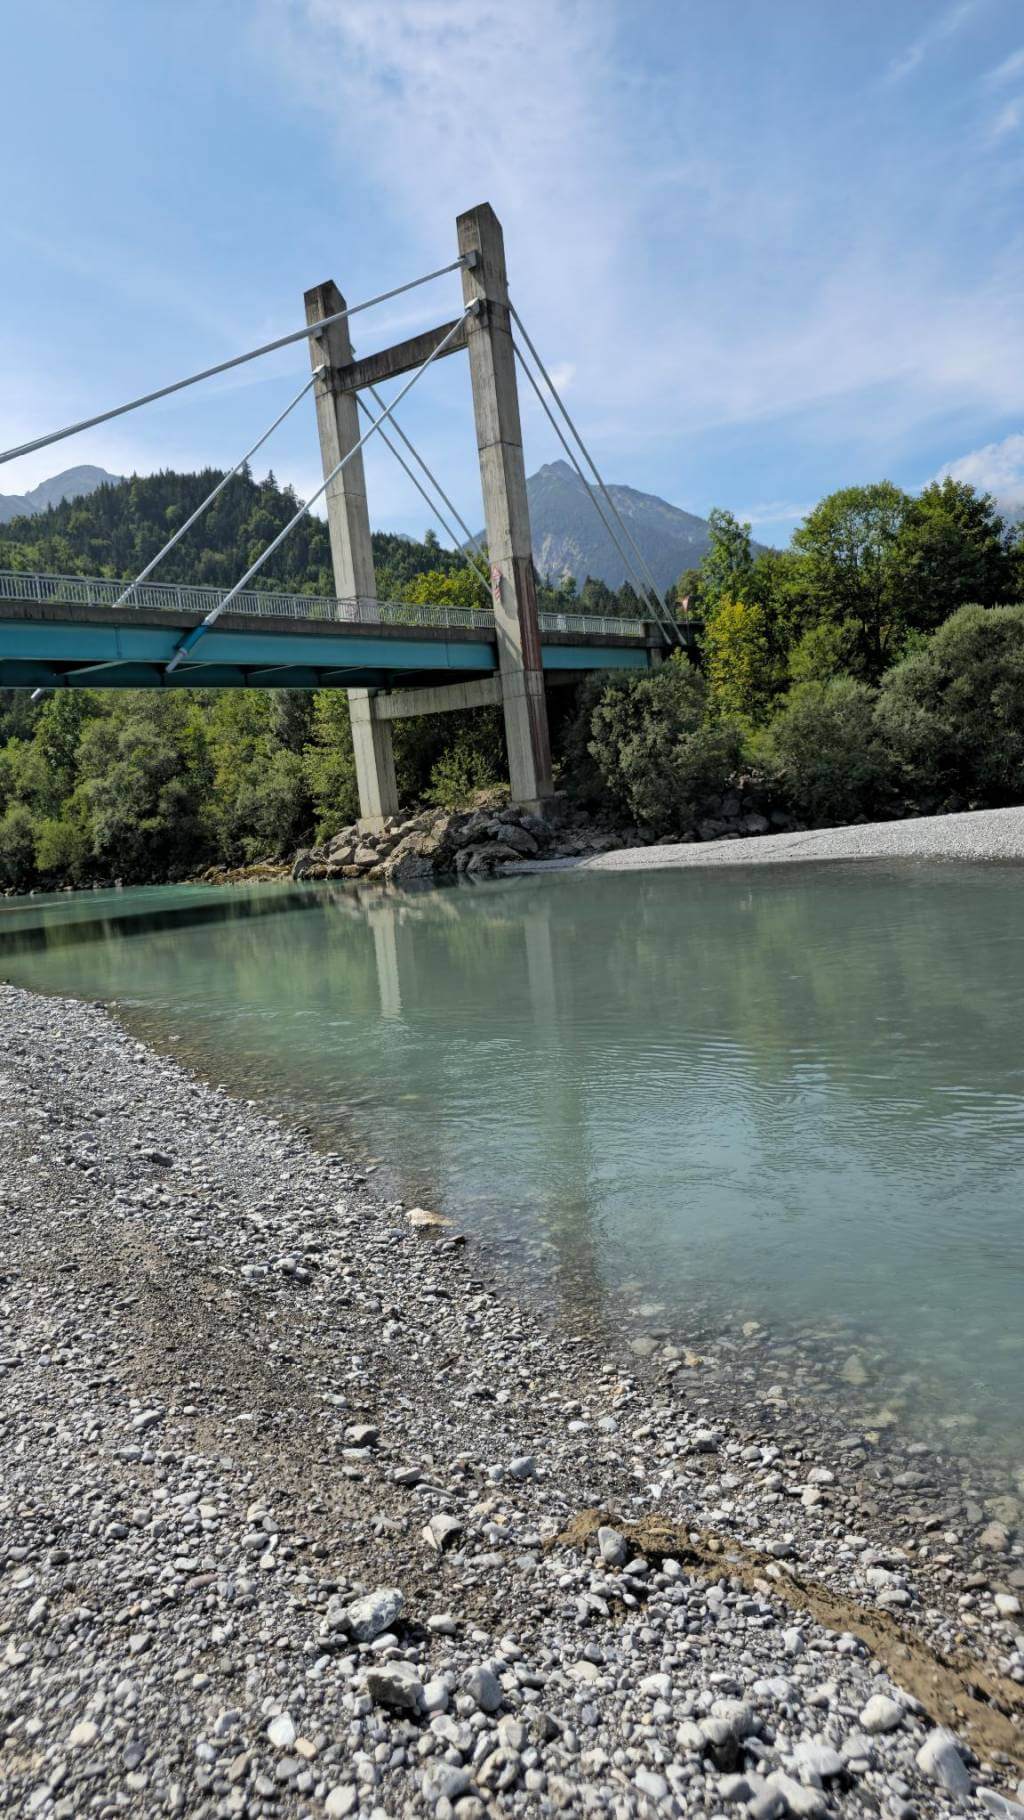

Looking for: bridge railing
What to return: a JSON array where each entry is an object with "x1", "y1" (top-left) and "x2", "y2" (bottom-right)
[{"x1": 0, "y1": 570, "x2": 652, "y2": 642}]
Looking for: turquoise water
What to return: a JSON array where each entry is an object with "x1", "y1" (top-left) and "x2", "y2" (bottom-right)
[{"x1": 2, "y1": 862, "x2": 1023, "y2": 1461}]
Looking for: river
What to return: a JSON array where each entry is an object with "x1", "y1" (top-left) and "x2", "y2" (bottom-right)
[{"x1": 2, "y1": 859, "x2": 1022, "y2": 1464}]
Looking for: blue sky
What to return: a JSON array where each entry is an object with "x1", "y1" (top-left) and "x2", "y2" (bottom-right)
[{"x1": 2, "y1": 0, "x2": 1023, "y2": 553}]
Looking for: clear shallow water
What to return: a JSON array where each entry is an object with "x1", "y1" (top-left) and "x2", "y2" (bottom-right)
[{"x1": 2, "y1": 862, "x2": 1023, "y2": 1463}]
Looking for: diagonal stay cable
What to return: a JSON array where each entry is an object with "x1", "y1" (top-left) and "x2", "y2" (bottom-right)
[
  {"x1": 354, "y1": 392, "x2": 493, "y2": 606},
  {"x1": 1, "y1": 257, "x2": 470, "y2": 469},
  {"x1": 364, "y1": 382, "x2": 489, "y2": 570},
  {"x1": 114, "y1": 369, "x2": 325, "y2": 609},
  {"x1": 509, "y1": 303, "x2": 683, "y2": 646},
  {"x1": 28, "y1": 369, "x2": 330, "y2": 700},
  {"x1": 512, "y1": 340, "x2": 667, "y2": 636},
  {"x1": 164, "y1": 305, "x2": 475, "y2": 674}
]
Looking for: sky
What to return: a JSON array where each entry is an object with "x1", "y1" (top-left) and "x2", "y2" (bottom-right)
[{"x1": 1, "y1": 0, "x2": 1023, "y2": 554}]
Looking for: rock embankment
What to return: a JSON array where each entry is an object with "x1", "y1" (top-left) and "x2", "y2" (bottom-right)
[
  {"x1": 293, "y1": 785, "x2": 797, "y2": 887},
  {"x1": 1, "y1": 985, "x2": 1022, "y2": 1820}
]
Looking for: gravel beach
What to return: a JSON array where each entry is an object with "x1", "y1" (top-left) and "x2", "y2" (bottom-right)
[
  {"x1": 1, "y1": 982, "x2": 1022, "y2": 1820},
  {"x1": 508, "y1": 806, "x2": 1024, "y2": 875}
]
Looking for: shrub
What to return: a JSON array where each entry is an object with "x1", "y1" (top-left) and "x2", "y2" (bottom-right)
[
  {"x1": 425, "y1": 726, "x2": 504, "y2": 807},
  {"x1": 759, "y1": 676, "x2": 892, "y2": 825},
  {"x1": 585, "y1": 656, "x2": 744, "y2": 833},
  {"x1": 876, "y1": 603, "x2": 1024, "y2": 805},
  {"x1": 0, "y1": 802, "x2": 38, "y2": 890},
  {"x1": 35, "y1": 806, "x2": 93, "y2": 883}
]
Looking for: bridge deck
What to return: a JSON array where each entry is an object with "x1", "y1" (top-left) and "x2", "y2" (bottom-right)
[{"x1": 0, "y1": 577, "x2": 663, "y2": 691}]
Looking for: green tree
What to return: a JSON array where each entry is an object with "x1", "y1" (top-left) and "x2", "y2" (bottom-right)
[
  {"x1": 0, "y1": 801, "x2": 37, "y2": 889},
  {"x1": 790, "y1": 482, "x2": 910, "y2": 678},
  {"x1": 704, "y1": 597, "x2": 786, "y2": 724},
  {"x1": 585, "y1": 655, "x2": 744, "y2": 833},
  {"x1": 891, "y1": 477, "x2": 1016, "y2": 631},
  {"x1": 699, "y1": 508, "x2": 754, "y2": 613},
  {"x1": 401, "y1": 567, "x2": 490, "y2": 612},
  {"x1": 876, "y1": 603, "x2": 1024, "y2": 805},
  {"x1": 759, "y1": 677, "x2": 892, "y2": 824},
  {"x1": 303, "y1": 692, "x2": 359, "y2": 838}
]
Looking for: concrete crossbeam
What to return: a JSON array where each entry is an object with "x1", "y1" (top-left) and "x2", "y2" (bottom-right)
[
  {"x1": 374, "y1": 675, "x2": 504, "y2": 720},
  {"x1": 333, "y1": 320, "x2": 469, "y2": 395}
]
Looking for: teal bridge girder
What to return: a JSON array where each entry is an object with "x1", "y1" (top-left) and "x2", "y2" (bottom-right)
[{"x1": 0, "y1": 574, "x2": 665, "y2": 693}]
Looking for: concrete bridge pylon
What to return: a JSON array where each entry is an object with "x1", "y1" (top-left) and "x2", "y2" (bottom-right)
[{"x1": 307, "y1": 203, "x2": 554, "y2": 830}]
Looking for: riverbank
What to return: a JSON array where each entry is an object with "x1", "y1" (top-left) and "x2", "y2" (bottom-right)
[
  {"x1": 510, "y1": 805, "x2": 1024, "y2": 875},
  {"x1": 1, "y1": 984, "x2": 1022, "y2": 1820}
]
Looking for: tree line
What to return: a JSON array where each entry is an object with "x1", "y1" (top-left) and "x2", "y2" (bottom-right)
[{"x1": 0, "y1": 467, "x2": 1022, "y2": 889}]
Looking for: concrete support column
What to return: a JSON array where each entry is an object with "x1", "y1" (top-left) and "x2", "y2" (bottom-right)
[
  {"x1": 457, "y1": 205, "x2": 553, "y2": 811},
  {"x1": 305, "y1": 278, "x2": 398, "y2": 829}
]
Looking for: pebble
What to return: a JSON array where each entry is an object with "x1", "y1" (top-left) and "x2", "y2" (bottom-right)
[
  {"x1": 465, "y1": 1666, "x2": 503, "y2": 1712},
  {"x1": 266, "y1": 1712, "x2": 296, "y2": 1749},
  {"x1": 915, "y1": 1727, "x2": 973, "y2": 1797},
  {"x1": 2, "y1": 982, "x2": 1019, "y2": 1820},
  {"x1": 859, "y1": 1694, "x2": 904, "y2": 1734},
  {"x1": 597, "y1": 1525, "x2": 629, "y2": 1567},
  {"x1": 365, "y1": 1663, "x2": 423, "y2": 1713}
]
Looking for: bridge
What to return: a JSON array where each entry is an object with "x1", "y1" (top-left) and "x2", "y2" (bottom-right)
[
  {"x1": 0, "y1": 572, "x2": 663, "y2": 694},
  {"x1": 0, "y1": 202, "x2": 679, "y2": 827}
]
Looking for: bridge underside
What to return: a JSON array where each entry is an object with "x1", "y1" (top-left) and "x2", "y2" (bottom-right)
[{"x1": 0, "y1": 601, "x2": 657, "y2": 692}]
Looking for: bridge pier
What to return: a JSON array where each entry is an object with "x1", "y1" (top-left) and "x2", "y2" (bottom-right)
[
  {"x1": 305, "y1": 278, "x2": 399, "y2": 830},
  {"x1": 457, "y1": 204, "x2": 553, "y2": 812}
]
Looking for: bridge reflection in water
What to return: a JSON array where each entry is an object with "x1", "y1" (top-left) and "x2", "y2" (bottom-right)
[{"x1": 3, "y1": 864, "x2": 1023, "y2": 1461}]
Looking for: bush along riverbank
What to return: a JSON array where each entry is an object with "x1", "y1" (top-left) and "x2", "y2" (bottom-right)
[{"x1": 2, "y1": 981, "x2": 1023, "y2": 1820}]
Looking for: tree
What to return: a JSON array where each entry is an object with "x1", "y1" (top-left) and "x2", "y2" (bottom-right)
[
  {"x1": 699, "y1": 508, "x2": 754, "y2": 613},
  {"x1": 876, "y1": 603, "x2": 1024, "y2": 805},
  {"x1": 585, "y1": 655, "x2": 744, "y2": 833},
  {"x1": 401, "y1": 567, "x2": 490, "y2": 613},
  {"x1": 704, "y1": 597, "x2": 787, "y2": 724},
  {"x1": 0, "y1": 801, "x2": 37, "y2": 889},
  {"x1": 790, "y1": 482, "x2": 910, "y2": 678},
  {"x1": 892, "y1": 478, "x2": 1016, "y2": 631},
  {"x1": 579, "y1": 577, "x2": 617, "y2": 616},
  {"x1": 303, "y1": 692, "x2": 360, "y2": 838},
  {"x1": 759, "y1": 678, "x2": 893, "y2": 824},
  {"x1": 674, "y1": 566, "x2": 703, "y2": 615}
]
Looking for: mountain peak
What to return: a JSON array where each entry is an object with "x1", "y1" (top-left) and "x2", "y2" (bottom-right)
[
  {"x1": 475, "y1": 465, "x2": 715, "y2": 592},
  {"x1": 0, "y1": 464, "x2": 122, "y2": 528}
]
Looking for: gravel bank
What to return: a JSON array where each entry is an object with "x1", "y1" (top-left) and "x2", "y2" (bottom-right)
[
  {"x1": 1, "y1": 984, "x2": 1022, "y2": 1820},
  {"x1": 507, "y1": 806, "x2": 1024, "y2": 875}
]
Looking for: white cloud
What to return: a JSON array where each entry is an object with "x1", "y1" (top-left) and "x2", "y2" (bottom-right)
[
  {"x1": 935, "y1": 432, "x2": 1024, "y2": 514},
  {"x1": 984, "y1": 46, "x2": 1024, "y2": 85},
  {"x1": 736, "y1": 501, "x2": 814, "y2": 527},
  {"x1": 885, "y1": 0, "x2": 978, "y2": 83},
  {"x1": 251, "y1": 0, "x2": 1024, "y2": 471},
  {"x1": 546, "y1": 362, "x2": 576, "y2": 396},
  {"x1": 987, "y1": 97, "x2": 1023, "y2": 141}
]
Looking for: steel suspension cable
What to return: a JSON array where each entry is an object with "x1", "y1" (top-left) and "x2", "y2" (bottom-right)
[
  {"x1": 111, "y1": 369, "x2": 324, "y2": 610},
  {"x1": 511, "y1": 341, "x2": 666, "y2": 634},
  {"x1": 354, "y1": 393, "x2": 493, "y2": 606},
  {"x1": 365, "y1": 383, "x2": 489, "y2": 570},
  {"x1": 1, "y1": 257, "x2": 470, "y2": 469},
  {"x1": 165, "y1": 306, "x2": 474, "y2": 674},
  {"x1": 509, "y1": 303, "x2": 683, "y2": 645}
]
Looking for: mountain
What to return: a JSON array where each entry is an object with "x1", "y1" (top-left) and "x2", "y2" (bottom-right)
[
  {"x1": 481, "y1": 460, "x2": 716, "y2": 593},
  {"x1": 0, "y1": 464, "x2": 122, "y2": 526}
]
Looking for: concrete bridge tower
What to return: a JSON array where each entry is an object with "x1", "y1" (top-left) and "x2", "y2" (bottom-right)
[{"x1": 306, "y1": 202, "x2": 553, "y2": 829}]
